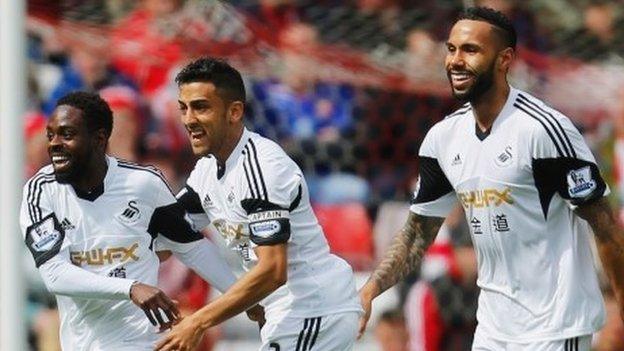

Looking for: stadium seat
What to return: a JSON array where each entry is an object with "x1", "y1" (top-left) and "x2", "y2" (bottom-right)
[{"x1": 313, "y1": 203, "x2": 374, "y2": 270}]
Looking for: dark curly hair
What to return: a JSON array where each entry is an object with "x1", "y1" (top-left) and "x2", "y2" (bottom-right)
[
  {"x1": 175, "y1": 57, "x2": 246, "y2": 103},
  {"x1": 457, "y1": 6, "x2": 517, "y2": 50},
  {"x1": 56, "y1": 91, "x2": 113, "y2": 138}
]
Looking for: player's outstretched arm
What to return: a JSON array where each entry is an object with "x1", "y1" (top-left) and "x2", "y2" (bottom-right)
[
  {"x1": 358, "y1": 212, "x2": 444, "y2": 338},
  {"x1": 155, "y1": 243, "x2": 287, "y2": 351},
  {"x1": 38, "y1": 257, "x2": 179, "y2": 330},
  {"x1": 576, "y1": 198, "x2": 624, "y2": 323},
  {"x1": 158, "y1": 235, "x2": 237, "y2": 294}
]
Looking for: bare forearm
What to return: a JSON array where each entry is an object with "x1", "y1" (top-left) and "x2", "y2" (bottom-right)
[
  {"x1": 578, "y1": 199, "x2": 624, "y2": 316},
  {"x1": 367, "y1": 212, "x2": 443, "y2": 296},
  {"x1": 596, "y1": 233, "x2": 624, "y2": 301},
  {"x1": 190, "y1": 264, "x2": 280, "y2": 329}
]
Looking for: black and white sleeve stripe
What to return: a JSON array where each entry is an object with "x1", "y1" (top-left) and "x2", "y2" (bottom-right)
[
  {"x1": 242, "y1": 139, "x2": 268, "y2": 201},
  {"x1": 514, "y1": 94, "x2": 576, "y2": 158},
  {"x1": 26, "y1": 172, "x2": 56, "y2": 224}
]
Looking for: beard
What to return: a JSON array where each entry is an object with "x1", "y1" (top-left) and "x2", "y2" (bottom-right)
[
  {"x1": 449, "y1": 60, "x2": 496, "y2": 103},
  {"x1": 51, "y1": 151, "x2": 91, "y2": 184},
  {"x1": 53, "y1": 165, "x2": 80, "y2": 184}
]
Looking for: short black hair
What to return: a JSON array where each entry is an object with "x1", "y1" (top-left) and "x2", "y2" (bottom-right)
[
  {"x1": 56, "y1": 91, "x2": 113, "y2": 138},
  {"x1": 457, "y1": 6, "x2": 517, "y2": 50},
  {"x1": 175, "y1": 57, "x2": 246, "y2": 103}
]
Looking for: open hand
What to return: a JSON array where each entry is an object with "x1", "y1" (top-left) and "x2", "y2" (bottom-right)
[{"x1": 129, "y1": 282, "x2": 180, "y2": 331}]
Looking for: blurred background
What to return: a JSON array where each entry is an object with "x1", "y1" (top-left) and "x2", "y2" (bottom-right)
[{"x1": 16, "y1": 0, "x2": 624, "y2": 350}]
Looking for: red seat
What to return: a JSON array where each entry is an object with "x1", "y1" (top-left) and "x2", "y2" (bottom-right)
[{"x1": 313, "y1": 203, "x2": 374, "y2": 271}]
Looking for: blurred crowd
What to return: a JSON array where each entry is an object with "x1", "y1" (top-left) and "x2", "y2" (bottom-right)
[{"x1": 22, "y1": 0, "x2": 624, "y2": 350}]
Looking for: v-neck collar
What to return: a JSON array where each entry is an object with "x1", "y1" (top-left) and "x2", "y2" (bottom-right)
[
  {"x1": 472, "y1": 86, "x2": 518, "y2": 142},
  {"x1": 216, "y1": 128, "x2": 251, "y2": 180}
]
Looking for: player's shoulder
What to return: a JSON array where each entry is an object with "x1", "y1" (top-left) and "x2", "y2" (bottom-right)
[
  {"x1": 510, "y1": 90, "x2": 578, "y2": 142},
  {"x1": 27, "y1": 164, "x2": 55, "y2": 180},
  {"x1": 512, "y1": 90, "x2": 573, "y2": 129},
  {"x1": 244, "y1": 131, "x2": 292, "y2": 165},
  {"x1": 427, "y1": 103, "x2": 472, "y2": 138},
  {"x1": 190, "y1": 155, "x2": 216, "y2": 176},
  {"x1": 24, "y1": 165, "x2": 56, "y2": 191},
  {"x1": 114, "y1": 157, "x2": 174, "y2": 193}
]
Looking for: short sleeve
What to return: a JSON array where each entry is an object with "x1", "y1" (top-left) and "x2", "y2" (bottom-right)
[
  {"x1": 147, "y1": 172, "x2": 203, "y2": 244},
  {"x1": 410, "y1": 126, "x2": 456, "y2": 218},
  {"x1": 530, "y1": 111, "x2": 607, "y2": 216},
  {"x1": 20, "y1": 174, "x2": 68, "y2": 267},
  {"x1": 240, "y1": 141, "x2": 301, "y2": 246}
]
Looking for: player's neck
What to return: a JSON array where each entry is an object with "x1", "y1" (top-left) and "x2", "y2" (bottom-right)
[
  {"x1": 214, "y1": 126, "x2": 244, "y2": 168},
  {"x1": 72, "y1": 155, "x2": 108, "y2": 193},
  {"x1": 471, "y1": 83, "x2": 510, "y2": 132}
]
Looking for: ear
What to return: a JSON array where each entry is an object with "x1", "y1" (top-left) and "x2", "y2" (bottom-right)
[
  {"x1": 498, "y1": 47, "x2": 515, "y2": 73},
  {"x1": 93, "y1": 129, "x2": 109, "y2": 152},
  {"x1": 227, "y1": 101, "x2": 245, "y2": 124}
]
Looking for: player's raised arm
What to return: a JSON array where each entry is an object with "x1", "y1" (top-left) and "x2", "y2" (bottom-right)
[
  {"x1": 575, "y1": 198, "x2": 624, "y2": 322},
  {"x1": 358, "y1": 212, "x2": 444, "y2": 338}
]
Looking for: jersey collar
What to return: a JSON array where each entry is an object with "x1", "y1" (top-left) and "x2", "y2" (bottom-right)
[
  {"x1": 473, "y1": 85, "x2": 519, "y2": 141},
  {"x1": 218, "y1": 128, "x2": 251, "y2": 179}
]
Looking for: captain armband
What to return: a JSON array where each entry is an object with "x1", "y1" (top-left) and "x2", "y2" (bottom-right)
[{"x1": 248, "y1": 209, "x2": 291, "y2": 245}]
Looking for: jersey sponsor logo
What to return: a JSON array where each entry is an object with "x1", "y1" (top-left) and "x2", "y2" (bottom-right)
[
  {"x1": 238, "y1": 243, "x2": 251, "y2": 262},
  {"x1": 227, "y1": 190, "x2": 235, "y2": 204},
  {"x1": 451, "y1": 153, "x2": 462, "y2": 166},
  {"x1": 249, "y1": 220, "x2": 282, "y2": 238},
  {"x1": 492, "y1": 213, "x2": 510, "y2": 232},
  {"x1": 117, "y1": 200, "x2": 141, "y2": 224},
  {"x1": 30, "y1": 216, "x2": 62, "y2": 252},
  {"x1": 108, "y1": 266, "x2": 127, "y2": 278},
  {"x1": 495, "y1": 146, "x2": 513, "y2": 167},
  {"x1": 60, "y1": 218, "x2": 75, "y2": 231},
  {"x1": 567, "y1": 166, "x2": 596, "y2": 198},
  {"x1": 470, "y1": 217, "x2": 483, "y2": 234},
  {"x1": 213, "y1": 219, "x2": 248, "y2": 241},
  {"x1": 458, "y1": 188, "x2": 513, "y2": 208},
  {"x1": 70, "y1": 243, "x2": 139, "y2": 266}
]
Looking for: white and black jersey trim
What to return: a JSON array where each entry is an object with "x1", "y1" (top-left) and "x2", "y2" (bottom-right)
[
  {"x1": 295, "y1": 317, "x2": 321, "y2": 351},
  {"x1": 564, "y1": 336, "x2": 579, "y2": 351},
  {"x1": 514, "y1": 94, "x2": 576, "y2": 158},
  {"x1": 26, "y1": 172, "x2": 56, "y2": 223},
  {"x1": 242, "y1": 139, "x2": 268, "y2": 201},
  {"x1": 445, "y1": 103, "x2": 471, "y2": 119},
  {"x1": 116, "y1": 159, "x2": 175, "y2": 196}
]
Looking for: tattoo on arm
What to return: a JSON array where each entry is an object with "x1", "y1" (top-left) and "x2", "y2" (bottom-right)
[
  {"x1": 577, "y1": 195, "x2": 624, "y2": 318},
  {"x1": 371, "y1": 212, "x2": 444, "y2": 293},
  {"x1": 576, "y1": 198, "x2": 624, "y2": 253}
]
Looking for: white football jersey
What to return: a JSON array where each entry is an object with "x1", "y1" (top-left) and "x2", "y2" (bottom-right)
[
  {"x1": 410, "y1": 87, "x2": 607, "y2": 342},
  {"x1": 20, "y1": 156, "x2": 207, "y2": 351},
  {"x1": 178, "y1": 128, "x2": 362, "y2": 320}
]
